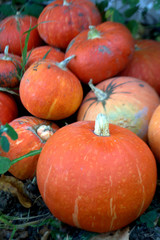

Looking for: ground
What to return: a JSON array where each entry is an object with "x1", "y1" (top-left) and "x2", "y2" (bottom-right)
[{"x1": 0, "y1": 173, "x2": 160, "y2": 240}]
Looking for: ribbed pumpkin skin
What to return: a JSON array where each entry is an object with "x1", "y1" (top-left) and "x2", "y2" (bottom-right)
[
  {"x1": 0, "y1": 14, "x2": 42, "y2": 55},
  {"x1": 148, "y1": 105, "x2": 160, "y2": 164},
  {"x1": 0, "y1": 92, "x2": 18, "y2": 125},
  {"x1": 25, "y1": 46, "x2": 65, "y2": 69},
  {"x1": 0, "y1": 116, "x2": 59, "y2": 180},
  {"x1": 119, "y1": 39, "x2": 160, "y2": 95},
  {"x1": 0, "y1": 53, "x2": 21, "y2": 87},
  {"x1": 19, "y1": 60, "x2": 83, "y2": 120},
  {"x1": 65, "y1": 21, "x2": 134, "y2": 84},
  {"x1": 37, "y1": 121, "x2": 157, "y2": 233},
  {"x1": 77, "y1": 77, "x2": 160, "y2": 141},
  {"x1": 37, "y1": 0, "x2": 102, "y2": 49}
]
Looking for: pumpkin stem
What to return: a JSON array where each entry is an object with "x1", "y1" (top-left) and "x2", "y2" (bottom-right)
[
  {"x1": 88, "y1": 26, "x2": 101, "y2": 40},
  {"x1": 134, "y1": 44, "x2": 141, "y2": 51},
  {"x1": 56, "y1": 55, "x2": 75, "y2": 70},
  {"x1": 94, "y1": 113, "x2": 110, "y2": 136},
  {"x1": 88, "y1": 79, "x2": 107, "y2": 101},
  {"x1": 1, "y1": 45, "x2": 12, "y2": 61},
  {"x1": 36, "y1": 125, "x2": 54, "y2": 141},
  {"x1": 63, "y1": 0, "x2": 70, "y2": 6}
]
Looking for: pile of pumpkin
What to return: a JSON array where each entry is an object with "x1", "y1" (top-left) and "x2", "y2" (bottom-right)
[{"x1": 1, "y1": 0, "x2": 160, "y2": 234}]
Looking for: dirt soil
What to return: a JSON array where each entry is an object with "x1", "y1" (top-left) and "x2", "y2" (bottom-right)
[{"x1": 0, "y1": 173, "x2": 160, "y2": 240}]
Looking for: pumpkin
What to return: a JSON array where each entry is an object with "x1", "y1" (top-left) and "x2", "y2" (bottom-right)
[
  {"x1": 0, "y1": 116, "x2": 59, "y2": 180},
  {"x1": 0, "y1": 45, "x2": 21, "y2": 88},
  {"x1": 0, "y1": 91, "x2": 18, "y2": 125},
  {"x1": 0, "y1": 12, "x2": 43, "y2": 56},
  {"x1": 36, "y1": 113, "x2": 157, "y2": 233},
  {"x1": 148, "y1": 105, "x2": 160, "y2": 164},
  {"x1": 25, "y1": 45, "x2": 65, "y2": 69},
  {"x1": 65, "y1": 21, "x2": 134, "y2": 84},
  {"x1": 19, "y1": 57, "x2": 83, "y2": 120},
  {"x1": 37, "y1": 0, "x2": 102, "y2": 50},
  {"x1": 119, "y1": 39, "x2": 160, "y2": 95},
  {"x1": 77, "y1": 77, "x2": 160, "y2": 141}
]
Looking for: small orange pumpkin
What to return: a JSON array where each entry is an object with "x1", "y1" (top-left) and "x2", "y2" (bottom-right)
[
  {"x1": 37, "y1": 0, "x2": 102, "y2": 49},
  {"x1": 0, "y1": 12, "x2": 43, "y2": 55},
  {"x1": 25, "y1": 45, "x2": 65, "y2": 69},
  {"x1": 19, "y1": 57, "x2": 83, "y2": 120},
  {"x1": 0, "y1": 91, "x2": 18, "y2": 125},
  {"x1": 0, "y1": 116, "x2": 59, "y2": 180},
  {"x1": 0, "y1": 46, "x2": 21, "y2": 88}
]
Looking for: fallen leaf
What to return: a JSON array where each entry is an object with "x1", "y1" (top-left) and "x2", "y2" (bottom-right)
[
  {"x1": 0, "y1": 175, "x2": 32, "y2": 208},
  {"x1": 90, "y1": 227, "x2": 129, "y2": 240}
]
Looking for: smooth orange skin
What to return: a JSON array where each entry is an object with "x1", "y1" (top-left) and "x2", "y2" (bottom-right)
[
  {"x1": 0, "y1": 116, "x2": 59, "y2": 180},
  {"x1": 25, "y1": 45, "x2": 65, "y2": 69},
  {"x1": 37, "y1": 0, "x2": 102, "y2": 49},
  {"x1": 0, "y1": 53, "x2": 21, "y2": 87},
  {"x1": 37, "y1": 121, "x2": 157, "y2": 233},
  {"x1": 119, "y1": 39, "x2": 160, "y2": 95},
  {"x1": 148, "y1": 105, "x2": 160, "y2": 164},
  {"x1": 77, "y1": 76, "x2": 160, "y2": 141},
  {"x1": 19, "y1": 60, "x2": 83, "y2": 120},
  {"x1": 0, "y1": 15, "x2": 43, "y2": 56},
  {"x1": 65, "y1": 21, "x2": 134, "y2": 84},
  {"x1": 0, "y1": 92, "x2": 18, "y2": 125}
]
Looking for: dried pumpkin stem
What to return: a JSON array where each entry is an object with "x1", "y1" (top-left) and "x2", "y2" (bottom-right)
[
  {"x1": 56, "y1": 55, "x2": 75, "y2": 70},
  {"x1": 36, "y1": 125, "x2": 54, "y2": 141},
  {"x1": 89, "y1": 79, "x2": 107, "y2": 101},
  {"x1": 63, "y1": 0, "x2": 70, "y2": 6},
  {"x1": 1, "y1": 45, "x2": 12, "y2": 61},
  {"x1": 88, "y1": 25, "x2": 101, "y2": 40},
  {"x1": 94, "y1": 113, "x2": 110, "y2": 136}
]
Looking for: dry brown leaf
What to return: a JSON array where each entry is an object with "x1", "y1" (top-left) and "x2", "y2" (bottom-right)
[
  {"x1": 0, "y1": 175, "x2": 32, "y2": 208},
  {"x1": 90, "y1": 227, "x2": 129, "y2": 240}
]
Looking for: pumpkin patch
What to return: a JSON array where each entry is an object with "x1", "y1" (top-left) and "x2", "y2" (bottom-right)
[{"x1": 0, "y1": 0, "x2": 160, "y2": 239}]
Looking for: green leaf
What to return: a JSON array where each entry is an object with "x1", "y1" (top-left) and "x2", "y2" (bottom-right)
[
  {"x1": 0, "y1": 4, "x2": 16, "y2": 17},
  {"x1": 11, "y1": 149, "x2": 42, "y2": 165},
  {"x1": 140, "y1": 210, "x2": 158, "y2": 228},
  {"x1": 105, "y1": 7, "x2": 125, "y2": 24},
  {"x1": 0, "y1": 87, "x2": 19, "y2": 96},
  {"x1": 5, "y1": 124, "x2": 18, "y2": 141},
  {"x1": 0, "y1": 136, "x2": 10, "y2": 152},
  {"x1": 124, "y1": 6, "x2": 139, "y2": 18},
  {"x1": 23, "y1": 3, "x2": 44, "y2": 18},
  {"x1": 42, "y1": 48, "x2": 52, "y2": 60},
  {"x1": 154, "y1": 0, "x2": 160, "y2": 9},
  {"x1": 0, "y1": 157, "x2": 12, "y2": 174},
  {"x1": 126, "y1": 20, "x2": 139, "y2": 38},
  {"x1": 96, "y1": 0, "x2": 108, "y2": 12},
  {"x1": 122, "y1": 0, "x2": 139, "y2": 6}
]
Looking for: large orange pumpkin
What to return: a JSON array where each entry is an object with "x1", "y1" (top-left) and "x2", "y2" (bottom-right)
[
  {"x1": 0, "y1": 116, "x2": 59, "y2": 180},
  {"x1": 65, "y1": 21, "x2": 134, "y2": 84},
  {"x1": 37, "y1": 0, "x2": 102, "y2": 49},
  {"x1": 148, "y1": 105, "x2": 160, "y2": 164},
  {"x1": 77, "y1": 77, "x2": 160, "y2": 141},
  {"x1": 36, "y1": 113, "x2": 157, "y2": 233},
  {"x1": 19, "y1": 57, "x2": 83, "y2": 120}
]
